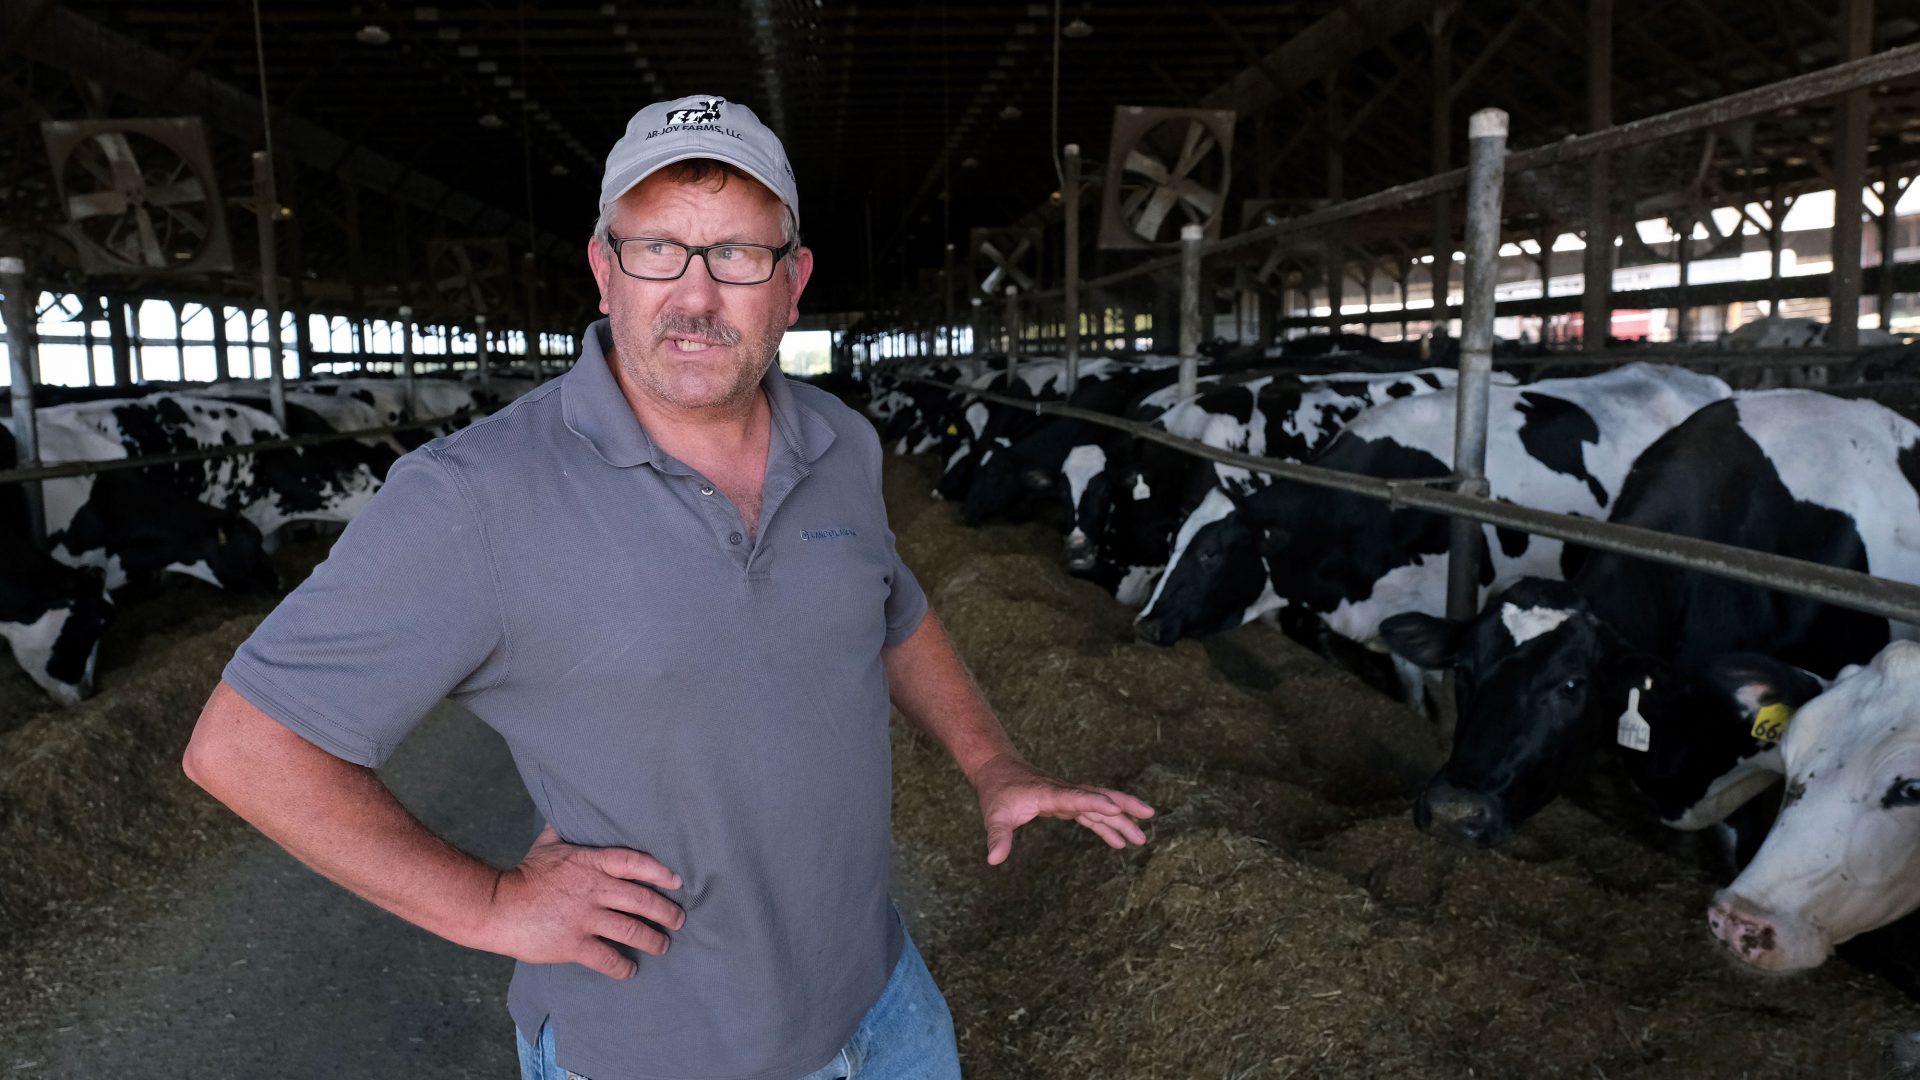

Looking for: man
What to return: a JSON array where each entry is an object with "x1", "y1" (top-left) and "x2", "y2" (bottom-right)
[{"x1": 182, "y1": 94, "x2": 1154, "y2": 1080}]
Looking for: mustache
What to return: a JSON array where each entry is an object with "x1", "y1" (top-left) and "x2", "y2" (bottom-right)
[{"x1": 652, "y1": 312, "x2": 742, "y2": 346}]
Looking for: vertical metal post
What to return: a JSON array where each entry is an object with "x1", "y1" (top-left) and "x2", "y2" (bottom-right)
[
  {"x1": 1831, "y1": 0, "x2": 1872, "y2": 350},
  {"x1": 1179, "y1": 222, "x2": 1204, "y2": 398},
  {"x1": 398, "y1": 304, "x2": 417, "y2": 417},
  {"x1": 1429, "y1": 3, "x2": 1457, "y2": 336},
  {"x1": 1326, "y1": 72, "x2": 1347, "y2": 337},
  {"x1": 1879, "y1": 161, "x2": 1904, "y2": 331},
  {"x1": 942, "y1": 242, "x2": 956, "y2": 357},
  {"x1": 475, "y1": 313, "x2": 492, "y2": 392},
  {"x1": 210, "y1": 300, "x2": 230, "y2": 380},
  {"x1": 1445, "y1": 108, "x2": 1508, "y2": 624},
  {"x1": 0, "y1": 254, "x2": 45, "y2": 544},
  {"x1": 523, "y1": 252, "x2": 543, "y2": 383},
  {"x1": 1064, "y1": 142, "x2": 1083, "y2": 393},
  {"x1": 1767, "y1": 185, "x2": 1791, "y2": 316},
  {"x1": 82, "y1": 288, "x2": 99, "y2": 384},
  {"x1": 1003, "y1": 286, "x2": 1020, "y2": 388},
  {"x1": 253, "y1": 151, "x2": 286, "y2": 428},
  {"x1": 1675, "y1": 217, "x2": 1694, "y2": 343},
  {"x1": 1583, "y1": 0, "x2": 1614, "y2": 352},
  {"x1": 108, "y1": 298, "x2": 132, "y2": 385},
  {"x1": 969, "y1": 296, "x2": 983, "y2": 356}
]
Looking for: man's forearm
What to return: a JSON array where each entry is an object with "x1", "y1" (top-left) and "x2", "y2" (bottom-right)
[
  {"x1": 881, "y1": 611, "x2": 1021, "y2": 781},
  {"x1": 183, "y1": 682, "x2": 503, "y2": 952}
]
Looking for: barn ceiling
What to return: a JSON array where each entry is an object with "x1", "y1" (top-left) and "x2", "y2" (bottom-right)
[{"x1": 3, "y1": 0, "x2": 1920, "y2": 324}]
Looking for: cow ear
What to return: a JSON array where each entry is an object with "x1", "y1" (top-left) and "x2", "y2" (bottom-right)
[
  {"x1": 1705, "y1": 652, "x2": 1828, "y2": 725},
  {"x1": 1379, "y1": 612, "x2": 1466, "y2": 669}
]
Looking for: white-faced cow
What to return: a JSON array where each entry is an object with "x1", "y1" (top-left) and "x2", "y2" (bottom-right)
[
  {"x1": 1137, "y1": 363, "x2": 1731, "y2": 657},
  {"x1": 1705, "y1": 641, "x2": 1920, "y2": 973},
  {"x1": 1381, "y1": 390, "x2": 1920, "y2": 849}
]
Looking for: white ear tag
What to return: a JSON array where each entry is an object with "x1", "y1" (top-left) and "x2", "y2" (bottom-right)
[
  {"x1": 1616, "y1": 681, "x2": 1652, "y2": 753},
  {"x1": 1132, "y1": 477, "x2": 1152, "y2": 501}
]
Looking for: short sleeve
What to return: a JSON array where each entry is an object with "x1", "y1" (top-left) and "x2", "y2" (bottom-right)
[
  {"x1": 859, "y1": 424, "x2": 927, "y2": 646},
  {"x1": 222, "y1": 447, "x2": 508, "y2": 767}
]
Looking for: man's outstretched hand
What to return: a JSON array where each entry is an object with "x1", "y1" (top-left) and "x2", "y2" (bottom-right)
[{"x1": 970, "y1": 753, "x2": 1155, "y2": 865}]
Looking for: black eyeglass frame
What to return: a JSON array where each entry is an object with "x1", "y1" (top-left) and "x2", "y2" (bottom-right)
[{"x1": 604, "y1": 235, "x2": 797, "y2": 286}]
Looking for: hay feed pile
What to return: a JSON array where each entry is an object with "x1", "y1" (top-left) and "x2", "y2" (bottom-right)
[{"x1": 880, "y1": 452, "x2": 1917, "y2": 1079}]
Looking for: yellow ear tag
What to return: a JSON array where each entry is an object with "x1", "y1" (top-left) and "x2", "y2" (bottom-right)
[
  {"x1": 945, "y1": 424, "x2": 959, "y2": 436},
  {"x1": 1751, "y1": 702, "x2": 1794, "y2": 743}
]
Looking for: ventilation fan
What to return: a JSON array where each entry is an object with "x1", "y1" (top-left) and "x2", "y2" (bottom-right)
[
  {"x1": 427, "y1": 238, "x2": 512, "y2": 319},
  {"x1": 969, "y1": 226, "x2": 1042, "y2": 296},
  {"x1": 41, "y1": 117, "x2": 233, "y2": 274},
  {"x1": 1098, "y1": 106, "x2": 1235, "y2": 251}
]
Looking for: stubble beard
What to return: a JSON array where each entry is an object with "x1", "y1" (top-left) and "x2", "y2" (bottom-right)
[{"x1": 611, "y1": 305, "x2": 784, "y2": 416}]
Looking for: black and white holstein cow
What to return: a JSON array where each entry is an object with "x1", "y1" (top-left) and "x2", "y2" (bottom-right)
[
  {"x1": 1703, "y1": 641, "x2": 1920, "y2": 974},
  {"x1": 1381, "y1": 391, "x2": 1920, "y2": 849},
  {"x1": 1136, "y1": 363, "x2": 1732, "y2": 667},
  {"x1": 0, "y1": 444, "x2": 112, "y2": 706},
  {"x1": 1072, "y1": 368, "x2": 1484, "y2": 605}
]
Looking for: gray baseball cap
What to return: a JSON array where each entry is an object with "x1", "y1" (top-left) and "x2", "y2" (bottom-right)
[{"x1": 599, "y1": 95, "x2": 799, "y2": 232}]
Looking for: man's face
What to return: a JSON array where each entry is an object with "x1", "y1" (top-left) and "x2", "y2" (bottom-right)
[{"x1": 587, "y1": 169, "x2": 813, "y2": 414}]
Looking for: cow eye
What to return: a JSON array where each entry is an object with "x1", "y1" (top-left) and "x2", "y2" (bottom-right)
[
  {"x1": 1556, "y1": 676, "x2": 1585, "y2": 697},
  {"x1": 1883, "y1": 777, "x2": 1920, "y2": 808}
]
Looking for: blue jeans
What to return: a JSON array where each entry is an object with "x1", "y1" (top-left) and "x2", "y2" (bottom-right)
[{"x1": 517, "y1": 928, "x2": 961, "y2": 1080}]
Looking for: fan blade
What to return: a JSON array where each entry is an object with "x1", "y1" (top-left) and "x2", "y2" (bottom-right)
[
  {"x1": 132, "y1": 206, "x2": 168, "y2": 268},
  {"x1": 67, "y1": 190, "x2": 130, "y2": 220},
  {"x1": 145, "y1": 178, "x2": 208, "y2": 207},
  {"x1": 1122, "y1": 148, "x2": 1172, "y2": 186}
]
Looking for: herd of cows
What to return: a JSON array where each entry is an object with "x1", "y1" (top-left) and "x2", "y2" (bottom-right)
[
  {"x1": 0, "y1": 373, "x2": 535, "y2": 707},
  {"x1": 8, "y1": 323, "x2": 1920, "y2": 1000},
  {"x1": 867, "y1": 328, "x2": 1920, "y2": 986}
]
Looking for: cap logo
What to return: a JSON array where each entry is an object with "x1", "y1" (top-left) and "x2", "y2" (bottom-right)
[{"x1": 663, "y1": 99, "x2": 725, "y2": 127}]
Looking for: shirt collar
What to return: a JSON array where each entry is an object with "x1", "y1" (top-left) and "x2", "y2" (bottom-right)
[{"x1": 561, "y1": 318, "x2": 836, "y2": 469}]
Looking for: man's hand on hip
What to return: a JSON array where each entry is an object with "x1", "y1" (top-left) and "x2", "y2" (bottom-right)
[
  {"x1": 482, "y1": 824, "x2": 685, "y2": 980},
  {"x1": 970, "y1": 754, "x2": 1154, "y2": 866}
]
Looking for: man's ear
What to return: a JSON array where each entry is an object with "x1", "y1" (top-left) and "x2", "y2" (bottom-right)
[
  {"x1": 1379, "y1": 612, "x2": 1467, "y2": 669},
  {"x1": 1705, "y1": 652, "x2": 1829, "y2": 726},
  {"x1": 587, "y1": 235, "x2": 615, "y2": 315},
  {"x1": 784, "y1": 244, "x2": 815, "y2": 325}
]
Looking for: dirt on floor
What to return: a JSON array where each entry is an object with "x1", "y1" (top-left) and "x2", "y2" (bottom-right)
[{"x1": 3, "y1": 451, "x2": 1917, "y2": 1078}]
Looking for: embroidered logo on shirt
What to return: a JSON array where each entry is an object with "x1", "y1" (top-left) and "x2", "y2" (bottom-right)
[{"x1": 801, "y1": 528, "x2": 857, "y2": 541}]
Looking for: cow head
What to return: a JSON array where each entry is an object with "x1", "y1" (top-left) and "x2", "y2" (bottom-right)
[
  {"x1": 1134, "y1": 486, "x2": 1276, "y2": 646},
  {"x1": 1381, "y1": 578, "x2": 1650, "y2": 848},
  {"x1": 961, "y1": 445, "x2": 1038, "y2": 526},
  {"x1": 1708, "y1": 642, "x2": 1920, "y2": 973},
  {"x1": 0, "y1": 575, "x2": 113, "y2": 707}
]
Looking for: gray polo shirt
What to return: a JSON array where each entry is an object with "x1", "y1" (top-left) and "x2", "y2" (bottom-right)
[{"x1": 224, "y1": 320, "x2": 927, "y2": 1080}]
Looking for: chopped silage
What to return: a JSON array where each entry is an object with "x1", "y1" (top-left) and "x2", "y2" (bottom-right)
[{"x1": 880, "y1": 452, "x2": 1917, "y2": 1079}]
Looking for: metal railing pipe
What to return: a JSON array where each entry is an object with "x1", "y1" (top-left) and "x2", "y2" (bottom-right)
[
  {"x1": 1447, "y1": 108, "x2": 1508, "y2": 622},
  {"x1": 1179, "y1": 223, "x2": 1205, "y2": 400},
  {"x1": 1023, "y1": 43, "x2": 1920, "y2": 304},
  {"x1": 0, "y1": 413, "x2": 474, "y2": 487},
  {"x1": 1063, "y1": 143, "x2": 1083, "y2": 393},
  {"x1": 1, "y1": 253, "x2": 46, "y2": 543},
  {"x1": 252, "y1": 151, "x2": 287, "y2": 429},
  {"x1": 905, "y1": 376, "x2": 1920, "y2": 629}
]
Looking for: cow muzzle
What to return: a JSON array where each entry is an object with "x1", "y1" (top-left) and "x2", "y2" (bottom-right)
[
  {"x1": 1064, "y1": 531, "x2": 1099, "y2": 573},
  {"x1": 1706, "y1": 891, "x2": 1831, "y2": 973},
  {"x1": 1133, "y1": 614, "x2": 1180, "y2": 648},
  {"x1": 1415, "y1": 779, "x2": 1512, "y2": 849}
]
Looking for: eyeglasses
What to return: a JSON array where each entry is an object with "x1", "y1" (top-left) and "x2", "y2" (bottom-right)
[{"x1": 605, "y1": 236, "x2": 795, "y2": 286}]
